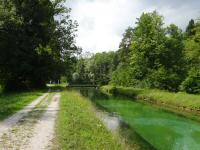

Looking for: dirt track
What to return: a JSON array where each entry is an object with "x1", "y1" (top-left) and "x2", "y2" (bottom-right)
[{"x1": 0, "y1": 93, "x2": 60, "y2": 150}]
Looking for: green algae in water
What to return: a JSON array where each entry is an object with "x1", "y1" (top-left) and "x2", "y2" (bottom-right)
[
  {"x1": 77, "y1": 88, "x2": 200, "y2": 150},
  {"x1": 97, "y1": 99, "x2": 200, "y2": 150}
]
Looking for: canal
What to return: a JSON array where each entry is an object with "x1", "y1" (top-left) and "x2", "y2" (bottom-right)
[{"x1": 77, "y1": 87, "x2": 200, "y2": 150}]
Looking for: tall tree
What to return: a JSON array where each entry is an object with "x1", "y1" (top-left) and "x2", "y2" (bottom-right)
[
  {"x1": 181, "y1": 18, "x2": 200, "y2": 93},
  {"x1": 186, "y1": 19, "x2": 195, "y2": 37},
  {"x1": 121, "y1": 11, "x2": 185, "y2": 91},
  {"x1": 156, "y1": 24, "x2": 185, "y2": 90},
  {"x1": 118, "y1": 27, "x2": 134, "y2": 63},
  {"x1": 0, "y1": 0, "x2": 78, "y2": 91},
  {"x1": 130, "y1": 11, "x2": 166, "y2": 87}
]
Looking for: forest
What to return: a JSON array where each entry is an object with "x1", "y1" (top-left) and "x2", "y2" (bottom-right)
[
  {"x1": 72, "y1": 11, "x2": 200, "y2": 94},
  {"x1": 0, "y1": 1, "x2": 199, "y2": 94}
]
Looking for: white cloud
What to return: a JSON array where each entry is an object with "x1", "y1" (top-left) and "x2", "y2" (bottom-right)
[{"x1": 67, "y1": 0, "x2": 200, "y2": 53}]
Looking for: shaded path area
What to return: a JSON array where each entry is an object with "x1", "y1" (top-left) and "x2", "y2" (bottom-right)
[{"x1": 0, "y1": 93, "x2": 60, "y2": 150}]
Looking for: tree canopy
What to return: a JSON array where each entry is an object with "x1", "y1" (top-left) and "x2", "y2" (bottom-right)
[
  {"x1": 111, "y1": 11, "x2": 186, "y2": 91},
  {"x1": 0, "y1": 0, "x2": 79, "y2": 91}
]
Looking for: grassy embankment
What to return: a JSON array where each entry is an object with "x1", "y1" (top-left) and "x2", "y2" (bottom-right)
[
  {"x1": 0, "y1": 90, "x2": 45, "y2": 121},
  {"x1": 101, "y1": 85, "x2": 200, "y2": 120},
  {"x1": 54, "y1": 90, "x2": 123, "y2": 150}
]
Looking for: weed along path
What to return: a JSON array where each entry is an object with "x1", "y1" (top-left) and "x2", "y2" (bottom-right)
[{"x1": 0, "y1": 92, "x2": 61, "y2": 150}]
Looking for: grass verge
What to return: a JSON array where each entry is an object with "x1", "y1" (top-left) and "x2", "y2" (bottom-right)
[
  {"x1": 0, "y1": 90, "x2": 45, "y2": 121},
  {"x1": 54, "y1": 90, "x2": 122, "y2": 150},
  {"x1": 101, "y1": 85, "x2": 200, "y2": 120}
]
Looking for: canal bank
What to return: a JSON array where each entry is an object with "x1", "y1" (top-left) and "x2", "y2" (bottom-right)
[
  {"x1": 78, "y1": 87, "x2": 200, "y2": 150},
  {"x1": 100, "y1": 85, "x2": 200, "y2": 122},
  {"x1": 78, "y1": 87, "x2": 154, "y2": 150},
  {"x1": 54, "y1": 89, "x2": 123, "y2": 150}
]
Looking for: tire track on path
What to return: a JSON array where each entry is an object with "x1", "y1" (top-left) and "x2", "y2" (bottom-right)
[
  {"x1": 0, "y1": 93, "x2": 53, "y2": 150},
  {"x1": 24, "y1": 93, "x2": 60, "y2": 150},
  {"x1": 0, "y1": 93, "x2": 48, "y2": 138}
]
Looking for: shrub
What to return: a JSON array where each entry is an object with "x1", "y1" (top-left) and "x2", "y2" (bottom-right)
[
  {"x1": 110, "y1": 64, "x2": 134, "y2": 87},
  {"x1": 181, "y1": 68, "x2": 200, "y2": 94},
  {"x1": 147, "y1": 67, "x2": 182, "y2": 92}
]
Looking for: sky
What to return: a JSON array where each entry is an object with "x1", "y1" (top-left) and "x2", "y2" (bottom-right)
[{"x1": 67, "y1": 0, "x2": 200, "y2": 53}]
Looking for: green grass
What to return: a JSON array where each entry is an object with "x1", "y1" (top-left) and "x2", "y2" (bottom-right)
[
  {"x1": 101, "y1": 85, "x2": 200, "y2": 116},
  {"x1": 54, "y1": 90, "x2": 123, "y2": 150},
  {"x1": 47, "y1": 83, "x2": 66, "y2": 88},
  {"x1": 0, "y1": 90, "x2": 45, "y2": 120}
]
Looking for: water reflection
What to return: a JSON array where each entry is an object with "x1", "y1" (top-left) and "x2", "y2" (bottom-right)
[
  {"x1": 96, "y1": 111, "x2": 121, "y2": 131},
  {"x1": 77, "y1": 87, "x2": 155, "y2": 150},
  {"x1": 78, "y1": 87, "x2": 109, "y2": 101}
]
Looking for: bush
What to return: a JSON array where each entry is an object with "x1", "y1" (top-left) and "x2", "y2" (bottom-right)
[
  {"x1": 110, "y1": 64, "x2": 134, "y2": 87},
  {"x1": 181, "y1": 68, "x2": 200, "y2": 94},
  {"x1": 147, "y1": 67, "x2": 182, "y2": 92}
]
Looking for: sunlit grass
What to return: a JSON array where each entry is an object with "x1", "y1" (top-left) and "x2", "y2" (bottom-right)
[
  {"x1": 54, "y1": 90, "x2": 122, "y2": 150},
  {"x1": 0, "y1": 90, "x2": 45, "y2": 120},
  {"x1": 46, "y1": 83, "x2": 66, "y2": 88}
]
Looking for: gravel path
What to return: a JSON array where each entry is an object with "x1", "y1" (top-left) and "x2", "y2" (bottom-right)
[
  {"x1": 24, "y1": 93, "x2": 60, "y2": 150},
  {"x1": 0, "y1": 93, "x2": 48, "y2": 138},
  {"x1": 0, "y1": 92, "x2": 60, "y2": 150}
]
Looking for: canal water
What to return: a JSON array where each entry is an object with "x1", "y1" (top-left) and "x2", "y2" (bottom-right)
[{"x1": 78, "y1": 88, "x2": 200, "y2": 150}]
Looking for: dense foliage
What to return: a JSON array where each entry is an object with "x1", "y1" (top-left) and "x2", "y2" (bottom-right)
[
  {"x1": 111, "y1": 12, "x2": 186, "y2": 91},
  {"x1": 181, "y1": 68, "x2": 200, "y2": 94},
  {"x1": 71, "y1": 52, "x2": 119, "y2": 85},
  {"x1": 0, "y1": 0, "x2": 79, "y2": 91},
  {"x1": 73, "y1": 11, "x2": 200, "y2": 93}
]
